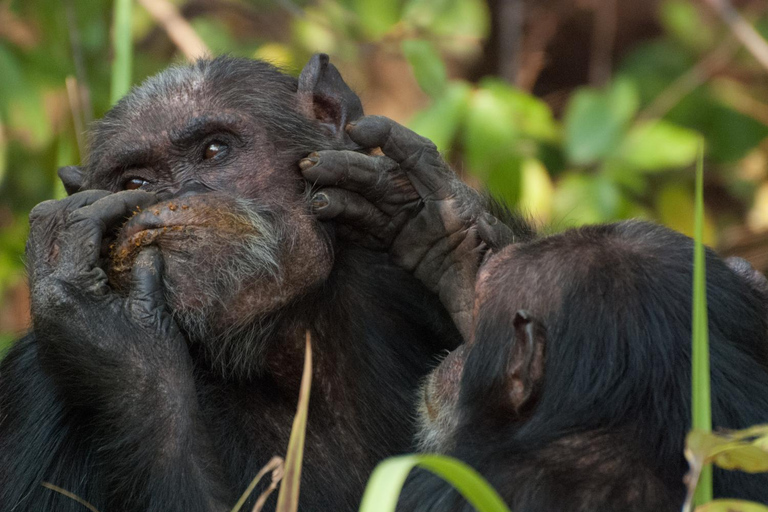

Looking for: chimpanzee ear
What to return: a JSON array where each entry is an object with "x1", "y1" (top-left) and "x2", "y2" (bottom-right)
[
  {"x1": 507, "y1": 310, "x2": 545, "y2": 413},
  {"x1": 297, "y1": 53, "x2": 364, "y2": 139},
  {"x1": 58, "y1": 166, "x2": 85, "y2": 196}
]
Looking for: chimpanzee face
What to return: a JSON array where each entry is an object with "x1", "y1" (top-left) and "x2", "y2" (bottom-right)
[{"x1": 80, "y1": 62, "x2": 335, "y2": 346}]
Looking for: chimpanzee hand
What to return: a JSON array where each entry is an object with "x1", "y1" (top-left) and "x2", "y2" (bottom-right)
[
  {"x1": 301, "y1": 116, "x2": 513, "y2": 339},
  {"x1": 26, "y1": 190, "x2": 191, "y2": 404}
]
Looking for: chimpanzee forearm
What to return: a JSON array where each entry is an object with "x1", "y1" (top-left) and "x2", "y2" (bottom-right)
[
  {"x1": 26, "y1": 191, "x2": 231, "y2": 512},
  {"x1": 301, "y1": 116, "x2": 533, "y2": 339}
]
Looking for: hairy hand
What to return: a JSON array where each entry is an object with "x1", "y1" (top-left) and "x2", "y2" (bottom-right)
[{"x1": 301, "y1": 116, "x2": 514, "y2": 339}]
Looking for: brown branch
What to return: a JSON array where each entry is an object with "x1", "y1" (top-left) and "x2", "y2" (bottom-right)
[
  {"x1": 703, "y1": 0, "x2": 768, "y2": 72},
  {"x1": 136, "y1": 0, "x2": 209, "y2": 61},
  {"x1": 65, "y1": 76, "x2": 86, "y2": 162},
  {"x1": 637, "y1": 38, "x2": 739, "y2": 121},
  {"x1": 589, "y1": 0, "x2": 618, "y2": 87},
  {"x1": 498, "y1": 0, "x2": 525, "y2": 85}
]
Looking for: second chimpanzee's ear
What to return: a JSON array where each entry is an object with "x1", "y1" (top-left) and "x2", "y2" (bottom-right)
[
  {"x1": 297, "y1": 53, "x2": 364, "y2": 139},
  {"x1": 507, "y1": 310, "x2": 545, "y2": 413},
  {"x1": 58, "y1": 166, "x2": 85, "y2": 196}
]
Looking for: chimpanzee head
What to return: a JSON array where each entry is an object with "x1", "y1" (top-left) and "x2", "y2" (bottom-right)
[
  {"x1": 56, "y1": 55, "x2": 364, "y2": 374},
  {"x1": 418, "y1": 220, "x2": 768, "y2": 464}
]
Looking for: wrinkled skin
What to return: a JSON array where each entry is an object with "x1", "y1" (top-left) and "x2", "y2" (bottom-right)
[{"x1": 300, "y1": 116, "x2": 531, "y2": 339}]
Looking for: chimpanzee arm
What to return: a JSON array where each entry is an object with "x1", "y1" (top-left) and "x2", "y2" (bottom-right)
[
  {"x1": 24, "y1": 190, "x2": 231, "y2": 512},
  {"x1": 301, "y1": 116, "x2": 532, "y2": 339}
]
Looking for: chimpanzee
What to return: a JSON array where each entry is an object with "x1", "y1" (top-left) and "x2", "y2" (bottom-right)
[
  {"x1": 0, "y1": 55, "x2": 520, "y2": 511},
  {"x1": 375, "y1": 221, "x2": 768, "y2": 511}
]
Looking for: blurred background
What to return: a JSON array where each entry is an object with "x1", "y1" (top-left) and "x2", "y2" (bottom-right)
[{"x1": 1, "y1": 0, "x2": 768, "y2": 348}]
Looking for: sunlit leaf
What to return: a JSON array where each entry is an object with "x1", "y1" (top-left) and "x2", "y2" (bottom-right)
[
  {"x1": 351, "y1": 0, "x2": 401, "y2": 40},
  {"x1": 292, "y1": 13, "x2": 338, "y2": 56},
  {"x1": 485, "y1": 157, "x2": 523, "y2": 207},
  {"x1": 408, "y1": 82, "x2": 471, "y2": 151},
  {"x1": 552, "y1": 173, "x2": 623, "y2": 227},
  {"x1": 402, "y1": 40, "x2": 447, "y2": 98},
  {"x1": 655, "y1": 183, "x2": 716, "y2": 246},
  {"x1": 464, "y1": 87, "x2": 519, "y2": 175},
  {"x1": 254, "y1": 43, "x2": 295, "y2": 70},
  {"x1": 563, "y1": 79, "x2": 639, "y2": 165},
  {"x1": 479, "y1": 79, "x2": 559, "y2": 142},
  {"x1": 618, "y1": 120, "x2": 700, "y2": 171},
  {"x1": 518, "y1": 158, "x2": 553, "y2": 222},
  {"x1": 660, "y1": 0, "x2": 713, "y2": 50},
  {"x1": 359, "y1": 454, "x2": 511, "y2": 512}
]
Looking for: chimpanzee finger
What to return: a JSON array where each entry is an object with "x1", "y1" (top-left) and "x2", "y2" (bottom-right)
[
  {"x1": 27, "y1": 190, "x2": 114, "y2": 277},
  {"x1": 311, "y1": 188, "x2": 392, "y2": 246},
  {"x1": 128, "y1": 246, "x2": 170, "y2": 327},
  {"x1": 346, "y1": 116, "x2": 452, "y2": 199},
  {"x1": 300, "y1": 150, "x2": 399, "y2": 201},
  {"x1": 59, "y1": 191, "x2": 157, "y2": 272}
]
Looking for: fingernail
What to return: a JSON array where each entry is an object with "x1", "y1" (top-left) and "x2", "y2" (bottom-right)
[
  {"x1": 299, "y1": 155, "x2": 319, "y2": 171},
  {"x1": 345, "y1": 121, "x2": 357, "y2": 131},
  {"x1": 311, "y1": 192, "x2": 329, "y2": 210}
]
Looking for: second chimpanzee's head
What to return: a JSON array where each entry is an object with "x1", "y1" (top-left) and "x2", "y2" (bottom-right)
[
  {"x1": 56, "y1": 55, "x2": 364, "y2": 375},
  {"x1": 418, "y1": 220, "x2": 768, "y2": 482}
]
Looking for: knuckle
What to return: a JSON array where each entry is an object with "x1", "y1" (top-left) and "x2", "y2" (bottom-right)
[{"x1": 31, "y1": 277, "x2": 76, "y2": 315}]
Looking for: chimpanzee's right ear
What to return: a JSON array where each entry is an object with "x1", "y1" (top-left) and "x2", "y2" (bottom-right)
[
  {"x1": 297, "y1": 53, "x2": 364, "y2": 141},
  {"x1": 506, "y1": 310, "x2": 545, "y2": 414},
  {"x1": 58, "y1": 166, "x2": 84, "y2": 196}
]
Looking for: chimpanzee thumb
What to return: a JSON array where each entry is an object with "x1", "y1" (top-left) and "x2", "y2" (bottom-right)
[{"x1": 128, "y1": 246, "x2": 168, "y2": 324}]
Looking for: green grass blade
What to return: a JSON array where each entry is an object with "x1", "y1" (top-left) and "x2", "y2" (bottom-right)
[
  {"x1": 359, "y1": 454, "x2": 511, "y2": 512},
  {"x1": 275, "y1": 332, "x2": 312, "y2": 512},
  {"x1": 692, "y1": 141, "x2": 713, "y2": 505},
  {"x1": 110, "y1": 0, "x2": 133, "y2": 104}
]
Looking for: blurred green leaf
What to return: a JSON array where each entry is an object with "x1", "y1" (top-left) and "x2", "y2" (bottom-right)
[
  {"x1": 480, "y1": 79, "x2": 559, "y2": 141},
  {"x1": 618, "y1": 120, "x2": 700, "y2": 171},
  {"x1": 406, "y1": 0, "x2": 489, "y2": 43},
  {"x1": 359, "y1": 454, "x2": 511, "y2": 512},
  {"x1": 660, "y1": 0, "x2": 713, "y2": 50},
  {"x1": 552, "y1": 173, "x2": 624, "y2": 227},
  {"x1": 351, "y1": 0, "x2": 401, "y2": 40},
  {"x1": 408, "y1": 82, "x2": 471, "y2": 151},
  {"x1": 518, "y1": 158, "x2": 553, "y2": 222},
  {"x1": 564, "y1": 79, "x2": 639, "y2": 165},
  {"x1": 656, "y1": 183, "x2": 716, "y2": 245},
  {"x1": 401, "y1": 40, "x2": 447, "y2": 98},
  {"x1": 486, "y1": 157, "x2": 523, "y2": 207},
  {"x1": 464, "y1": 86, "x2": 519, "y2": 175}
]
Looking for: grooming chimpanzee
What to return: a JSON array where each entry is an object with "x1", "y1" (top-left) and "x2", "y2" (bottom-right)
[
  {"x1": 385, "y1": 221, "x2": 768, "y2": 511},
  {"x1": 0, "y1": 55, "x2": 518, "y2": 511}
]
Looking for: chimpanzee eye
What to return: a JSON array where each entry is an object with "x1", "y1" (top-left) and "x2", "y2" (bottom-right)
[
  {"x1": 123, "y1": 177, "x2": 149, "y2": 190},
  {"x1": 204, "y1": 141, "x2": 228, "y2": 160}
]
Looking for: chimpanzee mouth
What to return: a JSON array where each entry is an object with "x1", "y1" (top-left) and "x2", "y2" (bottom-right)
[{"x1": 105, "y1": 197, "x2": 265, "y2": 291}]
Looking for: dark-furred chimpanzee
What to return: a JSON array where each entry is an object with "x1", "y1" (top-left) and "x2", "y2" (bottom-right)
[
  {"x1": 0, "y1": 55, "x2": 522, "y2": 511},
  {"x1": 384, "y1": 221, "x2": 768, "y2": 511}
]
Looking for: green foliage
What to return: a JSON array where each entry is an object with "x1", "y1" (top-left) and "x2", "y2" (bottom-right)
[
  {"x1": 402, "y1": 40, "x2": 447, "y2": 98},
  {"x1": 359, "y1": 454, "x2": 511, "y2": 512}
]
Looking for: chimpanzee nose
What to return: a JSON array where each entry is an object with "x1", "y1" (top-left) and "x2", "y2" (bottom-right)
[{"x1": 156, "y1": 182, "x2": 212, "y2": 202}]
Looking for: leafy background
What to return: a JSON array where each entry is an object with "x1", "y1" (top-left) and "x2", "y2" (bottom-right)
[{"x1": 2, "y1": 0, "x2": 768, "y2": 351}]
